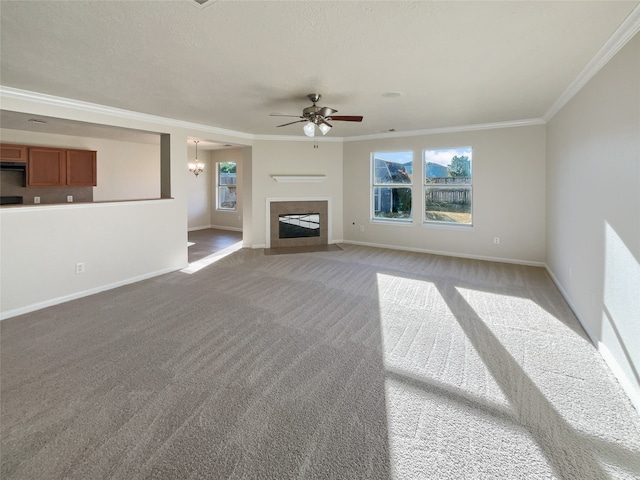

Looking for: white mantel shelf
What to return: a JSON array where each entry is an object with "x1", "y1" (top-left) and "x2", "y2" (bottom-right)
[{"x1": 271, "y1": 175, "x2": 327, "y2": 183}]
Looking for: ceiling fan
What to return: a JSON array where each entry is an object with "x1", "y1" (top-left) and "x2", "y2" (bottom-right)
[{"x1": 270, "y1": 94, "x2": 363, "y2": 137}]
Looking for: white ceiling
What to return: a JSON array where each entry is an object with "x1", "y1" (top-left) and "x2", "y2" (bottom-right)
[{"x1": 0, "y1": 1, "x2": 638, "y2": 139}]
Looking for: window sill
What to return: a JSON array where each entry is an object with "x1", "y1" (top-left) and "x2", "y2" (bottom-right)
[
  {"x1": 421, "y1": 222, "x2": 474, "y2": 230},
  {"x1": 370, "y1": 218, "x2": 414, "y2": 227}
]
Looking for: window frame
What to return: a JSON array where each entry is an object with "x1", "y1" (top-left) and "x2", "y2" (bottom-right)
[
  {"x1": 216, "y1": 161, "x2": 237, "y2": 212},
  {"x1": 423, "y1": 147, "x2": 473, "y2": 227},
  {"x1": 370, "y1": 151, "x2": 414, "y2": 223}
]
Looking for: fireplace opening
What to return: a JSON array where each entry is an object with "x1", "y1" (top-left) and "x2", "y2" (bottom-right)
[
  {"x1": 279, "y1": 213, "x2": 320, "y2": 238},
  {"x1": 269, "y1": 200, "x2": 328, "y2": 248}
]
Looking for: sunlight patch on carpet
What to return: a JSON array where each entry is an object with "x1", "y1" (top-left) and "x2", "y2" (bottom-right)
[{"x1": 181, "y1": 241, "x2": 243, "y2": 274}]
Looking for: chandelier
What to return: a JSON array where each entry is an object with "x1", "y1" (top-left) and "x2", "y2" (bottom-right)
[{"x1": 189, "y1": 140, "x2": 204, "y2": 177}]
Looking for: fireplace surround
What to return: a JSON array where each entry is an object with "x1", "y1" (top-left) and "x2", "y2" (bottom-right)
[{"x1": 267, "y1": 199, "x2": 329, "y2": 248}]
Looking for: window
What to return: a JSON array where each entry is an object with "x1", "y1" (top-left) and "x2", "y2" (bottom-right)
[
  {"x1": 372, "y1": 151, "x2": 413, "y2": 221},
  {"x1": 217, "y1": 162, "x2": 237, "y2": 210},
  {"x1": 424, "y1": 147, "x2": 472, "y2": 225}
]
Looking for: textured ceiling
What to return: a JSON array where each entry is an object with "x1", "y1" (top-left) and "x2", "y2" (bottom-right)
[{"x1": 0, "y1": 1, "x2": 638, "y2": 138}]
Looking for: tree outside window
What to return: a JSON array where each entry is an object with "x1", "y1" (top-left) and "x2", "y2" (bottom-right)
[{"x1": 424, "y1": 147, "x2": 472, "y2": 225}]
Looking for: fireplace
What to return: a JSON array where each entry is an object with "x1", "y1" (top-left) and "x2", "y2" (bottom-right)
[{"x1": 269, "y1": 200, "x2": 329, "y2": 248}]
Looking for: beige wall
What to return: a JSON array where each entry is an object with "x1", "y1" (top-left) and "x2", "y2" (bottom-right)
[
  {"x1": 0, "y1": 128, "x2": 160, "y2": 201},
  {"x1": 1, "y1": 200, "x2": 183, "y2": 313},
  {"x1": 241, "y1": 146, "x2": 253, "y2": 247},
  {"x1": 546, "y1": 34, "x2": 640, "y2": 409},
  {"x1": 343, "y1": 125, "x2": 547, "y2": 264},
  {"x1": 187, "y1": 146, "x2": 211, "y2": 230},
  {"x1": 250, "y1": 139, "x2": 343, "y2": 247}
]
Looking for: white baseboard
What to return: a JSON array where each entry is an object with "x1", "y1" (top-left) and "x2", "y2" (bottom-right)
[
  {"x1": 0, "y1": 265, "x2": 186, "y2": 321},
  {"x1": 341, "y1": 240, "x2": 545, "y2": 267},
  {"x1": 188, "y1": 225, "x2": 212, "y2": 232},
  {"x1": 189, "y1": 225, "x2": 243, "y2": 232},
  {"x1": 210, "y1": 225, "x2": 243, "y2": 232},
  {"x1": 545, "y1": 264, "x2": 640, "y2": 413}
]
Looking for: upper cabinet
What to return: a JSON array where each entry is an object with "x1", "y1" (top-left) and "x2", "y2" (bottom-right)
[
  {"x1": 66, "y1": 149, "x2": 97, "y2": 186},
  {"x1": 0, "y1": 144, "x2": 28, "y2": 163},
  {"x1": 25, "y1": 146, "x2": 97, "y2": 187},
  {"x1": 28, "y1": 147, "x2": 67, "y2": 186}
]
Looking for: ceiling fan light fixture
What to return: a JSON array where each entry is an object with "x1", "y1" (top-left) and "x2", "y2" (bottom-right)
[
  {"x1": 273, "y1": 94, "x2": 363, "y2": 141},
  {"x1": 303, "y1": 121, "x2": 315, "y2": 137},
  {"x1": 318, "y1": 123, "x2": 331, "y2": 135}
]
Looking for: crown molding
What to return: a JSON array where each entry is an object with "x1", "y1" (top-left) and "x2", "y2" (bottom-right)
[
  {"x1": 0, "y1": 86, "x2": 254, "y2": 140},
  {"x1": 343, "y1": 118, "x2": 546, "y2": 142},
  {"x1": 543, "y1": 3, "x2": 640, "y2": 122}
]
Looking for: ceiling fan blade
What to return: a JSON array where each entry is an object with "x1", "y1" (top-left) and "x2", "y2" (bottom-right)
[
  {"x1": 276, "y1": 119, "x2": 307, "y2": 127},
  {"x1": 317, "y1": 107, "x2": 337, "y2": 117},
  {"x1": 328, "y1": 115, "x2": 363, "y2": 122},
  {"x1": 270, "y1": 113, "x2": 303, "y2": 118}
]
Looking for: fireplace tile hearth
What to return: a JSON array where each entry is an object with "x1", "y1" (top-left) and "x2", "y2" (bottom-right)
[{"x1": 263, "y1": 244, "x2": 343, "y2": 256}]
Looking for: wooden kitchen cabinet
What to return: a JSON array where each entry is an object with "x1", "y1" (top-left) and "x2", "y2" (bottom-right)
[
  {"x1": 66, "y1": 149, "x2": 97, "y2": 186},
  {"x1": 0, "y1": 144, "x2": 28, "y2": 163},
  {"x1": 28, "y1": 147, "x2": 66, "y2": 186},
  {"x1": 27, "y1": 147, "x2": 97, "y2": 187}
]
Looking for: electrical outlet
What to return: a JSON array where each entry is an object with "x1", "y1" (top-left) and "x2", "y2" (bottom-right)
[
  {"x1": 34, "y1": 196, "x2": 40, "y2": 204},
  {"x1": 493, "y1": 237, "x2": 500, "y2": 244},
  {"x1": 75, "y1": 263, "x2": 85, "y2": 274},
  {"x1": 67, "y1": 195, "x2": 73, "y2": 202}
]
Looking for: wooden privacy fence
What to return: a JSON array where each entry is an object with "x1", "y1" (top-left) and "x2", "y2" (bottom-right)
[
  {"x1": 426, "y1": 176, "x2": 471, "y2": 205},
  {"x1": 219, "y1": 173, "x2": 237, "y2": 208},
  {"x1": 426, "y1": 188, "x2": 470, "y2": 205},
  {"x1": 220, "y1": 173, "x2": 236, "y2": 185},
  {"x1": 426, "y1": 176, "x2": 470, "y2": 185}
]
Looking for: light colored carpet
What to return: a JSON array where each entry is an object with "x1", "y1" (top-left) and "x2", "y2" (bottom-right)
[{"x1": 1, "y1": 244, "x2": 639, "y2": 479}]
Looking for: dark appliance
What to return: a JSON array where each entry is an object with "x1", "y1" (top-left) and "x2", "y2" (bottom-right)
[
  {"x1": 0, "y1": 196, "x2": 24, "y2": 205},
  {"x1": 0, "y1": 162, "x2": 27, "y2": 172}
]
